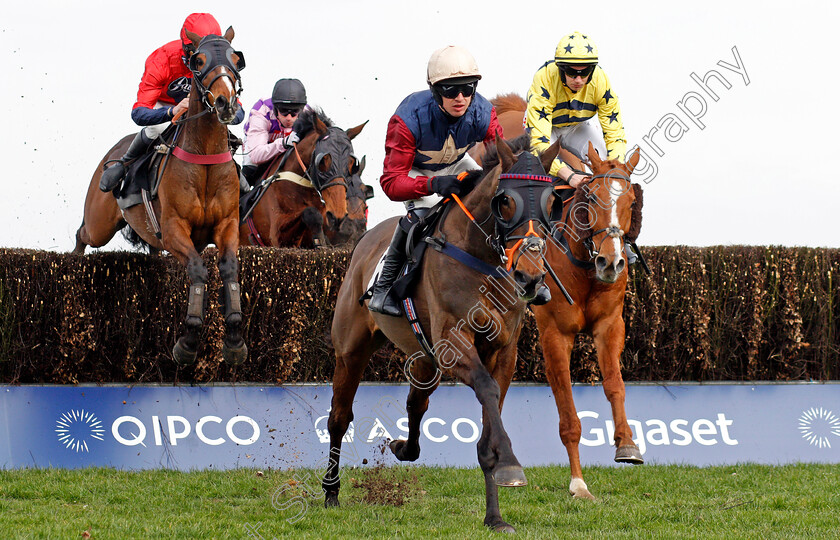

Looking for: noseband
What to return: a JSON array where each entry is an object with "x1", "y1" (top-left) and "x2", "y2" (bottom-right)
[{"x1": 572, "y1": 172, "x2": 633, "y2": 261}]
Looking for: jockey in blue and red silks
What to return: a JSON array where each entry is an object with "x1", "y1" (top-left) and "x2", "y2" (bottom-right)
[
  {"x1": 241, "y1": 78, "x2": 309, "y2": 187},
  {"x1": 99, "y1": 13, "x2": 245, "y2": 192},
  {"x1": 367, "y1": 45, "x2": 508, "y2": 317}
]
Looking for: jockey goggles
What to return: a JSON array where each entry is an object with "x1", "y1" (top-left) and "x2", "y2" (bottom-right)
[
  {"x1": 276, "y1": 107, "x2": 302, "y2": 117},
  {"x1": 435, "y1": 81, "x2": 477, "y2": 99},
  {"x1": 558, "y1": 63, "x2": 595, "y2": 80}
]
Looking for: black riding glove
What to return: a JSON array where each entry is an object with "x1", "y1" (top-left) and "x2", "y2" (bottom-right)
[{"x1": 428, "y1": 170, "x2": 482, "y2": 198}]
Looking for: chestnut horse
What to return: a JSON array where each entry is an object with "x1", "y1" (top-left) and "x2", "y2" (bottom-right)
[
  {"x1": 73, "y1": 28, "x2": 248, "y2": 365},
  {"x1": 323, "y1": 136, "x2": 561, "y2": 533},
  {"x1": 239, "y1": 109, "x2": 369, "y2": 248},
  {"x1": 533, "y1": 142, "x2": 645, "y2": 500}
]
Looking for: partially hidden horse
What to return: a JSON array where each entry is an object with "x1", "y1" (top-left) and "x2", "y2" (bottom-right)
[
  {"x1": 239, "y1": 109, "x2": 369, "y2": 248},
  {"x1": 73, "y1": 27, "x2": 248, "y2": 365},
  {"x1": 469, "y1": 93, "x2": 587, "y2": 172},
  {"x1": 532, "y1": 141, "x2": 645, "y2": 500},
  {"x1": 323, "y1": 135, "x2": 562, "y2": 533}
]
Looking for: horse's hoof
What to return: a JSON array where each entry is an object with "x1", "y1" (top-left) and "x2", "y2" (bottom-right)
[
  {"x1": 172, "y1": 339, "x2": 197, "y2": 365},
  {"x1": 324, "y1": 494, "x2": 340, "y2": 508},
  {"x1": 388, "y1": 439, "x2": 420, "y2": 462},
  {"x1": 485, "y1": 518, "x2": 516, "y2": 534},
  {"x1": 615, "y1": 444, "x2": 644, "y2": 465},
  {"x1": 494, "y1": 465, "x2": 527, "y2": 487},
  {"x1": 222, "y1": 341, "x2": 248, "y2": 365}
]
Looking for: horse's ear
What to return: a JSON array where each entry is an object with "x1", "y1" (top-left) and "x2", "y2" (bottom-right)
[
  {"x1": 587, "y1": 141, "x2": 602, "y2": 170},
  {"x1": 185, "y1": 30, "x2": 202, "y2": 47},
  {"x1": 314, "y1": 115, "x2": 328, "y2": 134},
  {"x1": 346, "y1": 120, "x2": 368, "y2": 140},
  {"x1": 496, "y1": 132, "x2": 514, "y2": 172},
  {"x1": 540, "y1": 138, "x2": 561, "y2": 175},
  {"x1": 625, "y1": 147, "x2": 641, "y2": 173},
  {"x1": 224, "y1": 26, "x2": 235, "y2": 43}
]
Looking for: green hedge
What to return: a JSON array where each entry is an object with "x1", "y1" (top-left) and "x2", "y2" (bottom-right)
[{"x1": 0, "y1": 246, "x2": 837, "y2": 384}]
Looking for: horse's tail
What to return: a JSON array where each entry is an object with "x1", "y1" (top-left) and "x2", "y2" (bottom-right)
[
  {"x1": 491, "y1": 93, "x2": 527, "y2": 115},
  {"x1": 121, "y1": 225, "x2": 153, "y2": 253}
]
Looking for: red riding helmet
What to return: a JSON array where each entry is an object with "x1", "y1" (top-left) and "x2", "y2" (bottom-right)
[{"x1": 180, "y1": 13, "x2": 222, "y2": 50}]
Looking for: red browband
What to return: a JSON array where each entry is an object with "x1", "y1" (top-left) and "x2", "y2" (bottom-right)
[{"x1": 172, "y1": 146, "x2": 233, "y2": 165}]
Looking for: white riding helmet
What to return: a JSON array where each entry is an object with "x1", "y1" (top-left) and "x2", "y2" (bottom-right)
[{"x1": 426, "y1": 45, "x2": 482, "y2": 85}]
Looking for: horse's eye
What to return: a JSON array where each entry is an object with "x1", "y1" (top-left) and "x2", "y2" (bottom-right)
[{"x1": 500, "y1": 195, "x2": 511, "y2": 206}]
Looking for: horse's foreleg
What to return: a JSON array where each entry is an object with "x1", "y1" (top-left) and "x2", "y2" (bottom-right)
[
  {"x1": 542, "y1": 326, "x2": 594, "y2": 499},
  {"x1": 452, "y1": 356, "x2": 523, "y2": 533},
  {"x1": 163, "y1": 220, "x2": 206, "y2": 365},
  {"x1": 388, "y1": 358, "x2": 438, "y2": 462},
  {"x1": 593, "y1": 317, "x2": 643, "y2": 464},
  {"x1": 474, "y1": 339, "x2": 522, "y2": 534},
  {"x1": 323, "y1": 303, "x2": 381, "y2": 507},
  {"x1": 215, "y1": 219, "x2": 247, "y2": 365}
]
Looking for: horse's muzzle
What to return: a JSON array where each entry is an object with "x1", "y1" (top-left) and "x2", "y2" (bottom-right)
[
  {"x1": 595, "y1": 253, "x2": 626, "y2": 283},
  {"x1": 215, "y1": 96, "x2": 239, "y2": 124},
  {"x1": 513, "y1": 270, "x2": 545, "y2": 301}
]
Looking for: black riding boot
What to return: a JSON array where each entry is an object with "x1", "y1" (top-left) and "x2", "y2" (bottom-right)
[
  {"x1": 368, "y1": 223, "x2": 409, "y2": 317},
  {"x1": 99, "y1": 131, "x2": 153, "y2": 192}
]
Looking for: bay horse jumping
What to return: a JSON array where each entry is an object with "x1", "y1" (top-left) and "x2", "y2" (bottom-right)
[
  {"x1": 323, "y1": 135, "x2": 561, "y2": 533},
  {"x1": 533, "y1": 142, "x2": 644, "y2": 500},
  {"x1": 239, "y1": 109, "x2": 369, "y2": 248},
  {"x1": 73, "y1": 27, "x2": 248, "y2": 365}
]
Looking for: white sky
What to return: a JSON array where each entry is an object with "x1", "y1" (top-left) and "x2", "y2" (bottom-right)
[{"x1": 3, "y1": 1, "x2": 838, "y2": 251}]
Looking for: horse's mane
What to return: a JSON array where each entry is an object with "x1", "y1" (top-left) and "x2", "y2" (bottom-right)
[
  {"x1": 490, "y1": 93, "x2": 527, "y2": 115},
  {"x1": 293, "y1": 107, "x2": 334, "y2": 138},
  {"x1": 480, "y1": 134, "x2": 531, "y2": 172}
]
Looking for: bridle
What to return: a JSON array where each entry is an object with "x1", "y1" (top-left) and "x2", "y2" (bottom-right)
[
  {"x1": 182, "y1": 35, "x2": 245, "y2": 120},
  {"x1": 568, "y1": 171, "x2": 633, "y2": 261},
  {"x1": 489, "y1": 173, "x2": 561, "y2": 271},
  {"x1": 291, "y1": 127, "x2": 363, "y2": 212}
]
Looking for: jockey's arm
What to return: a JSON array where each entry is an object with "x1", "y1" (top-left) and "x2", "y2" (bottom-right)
[
  {"x1": 245, "y1": 113, "x2": 285, "y2": 165},
  {"x1": 526, "y1": 65, "x2": 568, "y2": 177},
  {"x1": 483, "y1": 108, "x2": 504, "y2": 142},
  {"x1": 379, "y1": 116, "x2": 433, "y2": 201},
  {"x1": 595, "y1": 71, "x2": 627, "y2": 162}
]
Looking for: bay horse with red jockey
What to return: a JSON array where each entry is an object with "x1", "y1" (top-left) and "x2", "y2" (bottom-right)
[
  {"x1": 323, "y1": 135, "x2": 562, "y2": 533},
  {"x1": 239, "y1": 108, "x2": 369, "y2": 248},
  {"x1": 533, "y1": 141, "x2": 645, "y2": 500},
  {"x1": 73, "y1": 27, "x2": 248, "y2": 365}
]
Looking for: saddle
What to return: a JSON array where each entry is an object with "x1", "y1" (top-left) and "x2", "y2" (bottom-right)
[
  {"x1": 391, "y1": 203, "x2": 450, "y2": 300},
  {"x1": 113, "y1": 125, "x2": 177, "y2": 211},
  {"x1": 115, "y1": 126, "x2": 242, "y2": 211},
  {"x1": 238, "y1": 150, "x2": 314, "y2": 225}
]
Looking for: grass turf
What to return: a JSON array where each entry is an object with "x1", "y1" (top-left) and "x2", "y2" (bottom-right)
[{"x1": 0, "y1": 464, "x2": 837, "y2": 538}]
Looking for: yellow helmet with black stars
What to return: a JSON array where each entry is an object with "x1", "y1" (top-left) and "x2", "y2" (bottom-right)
[{"x1": 554, "y1": 31, "x2": 598, "y2": 65}]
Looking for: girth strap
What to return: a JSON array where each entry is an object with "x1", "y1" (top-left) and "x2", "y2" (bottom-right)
[
  {"x1": 172, "y1": 146, "x2": 233, "y2": 165},
  {"x1": 424, "y1": 238, "x2": 512, "y2": 279}
]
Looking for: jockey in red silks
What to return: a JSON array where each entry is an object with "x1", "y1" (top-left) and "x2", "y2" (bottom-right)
[
  {"x1": 99, "y1": 13, "x2": 245, "y2": 192},
  {"x1": 368, "y1": 46, "x2": 505, "y2": 317}
]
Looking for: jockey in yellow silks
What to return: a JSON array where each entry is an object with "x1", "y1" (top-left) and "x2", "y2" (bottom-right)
[{"x1": 526, "y1": 31, "x2": 627, "y2": 188}]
